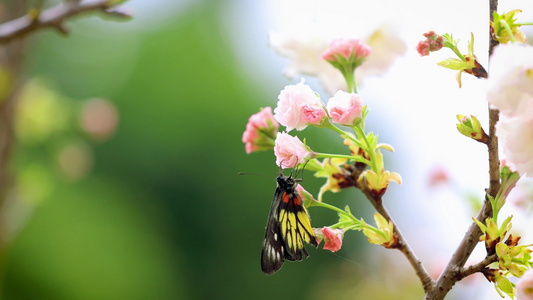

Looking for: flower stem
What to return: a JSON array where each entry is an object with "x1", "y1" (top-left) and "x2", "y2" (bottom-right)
[
  {"x1": 343, "y1": 68, "x2": 357, "y2": 93},
  {"x1": 324, "y1": 122, "x2": 363, "y2": 147},
  {"x1": 452, "y1": 47, "x2": 466, "y2": 61},
  {"x1": 353, "y1": 125, "x2": 379, "y2": 173},
  {"x1": 313, "y1": 152, "x2": 370, "y2": 166},
  {"x1": 310, "y1": 200, "x2": 359, "y2": 223}
]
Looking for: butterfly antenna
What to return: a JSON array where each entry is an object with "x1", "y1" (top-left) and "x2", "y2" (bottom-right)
[
  {"x1": 295, "y1": 158, "x2": 311, "y2": 181},
  {"x1": 277, "y1": 159, "x2": 285, "y2": 176}
]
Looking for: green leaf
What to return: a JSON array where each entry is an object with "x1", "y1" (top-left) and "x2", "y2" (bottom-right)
[
  {"x1": 437, "y1": 58, "x2": 467, "y2": 70},
  {"x1": 496, "y1": 274, "x2": 514, "y2": 298}
]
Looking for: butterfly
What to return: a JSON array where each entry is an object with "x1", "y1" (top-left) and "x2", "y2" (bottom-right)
[{"x1": 261, "y1": 170, "x2": 318, "y2": 275}]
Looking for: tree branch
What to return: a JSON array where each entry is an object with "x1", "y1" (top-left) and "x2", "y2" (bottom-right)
[
  {"x1": 458, "y1": 254, "x2": 498, "y2": 280},
  {"x1": 0, "y1": 0, "x2": 130, "y2": 44},
  {"x1": 424, "y1": 1, "x2": 500, "y2": 299}
]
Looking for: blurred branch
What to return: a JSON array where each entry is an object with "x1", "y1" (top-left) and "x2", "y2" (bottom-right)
[
  {"x1": 356, "y1": 179, "x2": 435, "y2": 293},
  {"x1": 0, "y1": 0, "x2": 131, "y2": 44},
  {"x1": 427, "y1": 198, "x2": 492, "y2": 299}
]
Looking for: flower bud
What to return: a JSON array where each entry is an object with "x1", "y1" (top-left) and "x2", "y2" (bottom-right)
[
  {"x1": 456, "y1": 114, "x2": 489, "y2": 143},
  {"x1": 490, "y1": 163, "x2": 521, "y2": 216},
  {"x1": 362, "y1": 213, "x2": 398, "y2": 248},
  {"x1": 274, "y1": 132, "x2": 314, "y2": 169},
  {"x1": 491, "y1": 10, "x2": 527, "y2": 44},
  {"x1": 327, "y1": 91, "x2": 364, "y2": 127},
  {"x1": 321, "y1": 38, "x2": 372, "y2": 71},
  {"x1": 318, "y1": 226, "x2": 344, "y2": 252},
  {"x1": 242, "y1": 107, "x2": 279, "y2": 154},
  {"x1": 436, "y1": 33, "x2": 487, "y2": 87},
  {"x1": 416, "y1": 31, "x2": 444, "y2": 56},
  {"x1": 359, "y1": 169, "x2": 402, "y2": 198},
  {"x1": 473, "y1": 216, "x2": 512, "y2": 254}
]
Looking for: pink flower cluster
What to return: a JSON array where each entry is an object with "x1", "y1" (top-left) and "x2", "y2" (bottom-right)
[
  {"x1": 269, "y1": 81, "x2": 365, "y2": 168},
  {"x1": 327, "y1": 90, "x2": 364, "y2": 126},
  {"x1": 274, "y1": 132, "x2": 312, "y2": 169},
  {"x1": 242, "y1": 107, "x2": 279, "y2": 154},
  {"x1": 274, "y1": 80, "x2": 364, "y2": 132},
  {"x1": 321, "y1": 38, "x2": 372, "y2": 67},
  {"x1": 487, "y1": 44, "x2": 533, "y2": 177},
  {"x1": 416, "y1": 31, "x2": 445, "y2": 56},
  {"x1": 274, "y1": 79, "x2": 325, "y2": 131},
  {"x1": 243, "y1": 81, "x2": 364, "y2": 168}
]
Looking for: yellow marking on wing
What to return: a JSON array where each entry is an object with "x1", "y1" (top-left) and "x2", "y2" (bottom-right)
[
  {"x1": 288, "y1": 231, "x2": 293, "y2": 249},
  {"x1": 297, "y1": 211, "x2": 314, "y2": 242},
  {"x1": 280, "y1": 210, "x2": 288, "y2": 238},
  {"x1": 288, "y1": 212, "x2": 296, "y2": 231},
  {"x1": 297, "y1": 233, "x2": 303, "y2": 248},
  {"x1": 280, "y1": 207, "x2": 317, "y2": 253}
]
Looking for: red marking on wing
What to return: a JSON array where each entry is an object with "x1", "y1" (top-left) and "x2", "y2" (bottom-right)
[
  {"x1": 282, "y1": 192, "x2": 290, "y2": 203},
  {"x1": 282, "y1": 192, "x2": 302, "y2": 206},
  {"x1": 293, "y1": 194, "x2": 302, "y2": 206}
]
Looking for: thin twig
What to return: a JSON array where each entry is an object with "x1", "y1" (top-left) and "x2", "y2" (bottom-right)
[
  {"x1": 0, "y1": 0, "x2": 130, "y2": 44},
  {"x1": 487, "y1": 1, "x2": 501, "y2": 200},
  {"x1": 458, "y1": 254, "x2": 498, "y2": 280}
]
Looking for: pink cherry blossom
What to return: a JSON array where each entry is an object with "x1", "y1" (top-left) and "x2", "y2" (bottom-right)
[
  {"x1": 321, "y1": 227, "x2": 343, "y2": 252},
  {"x1": 321, "y1": 38, "x2": 372, "y2": 65},
  {"x1": 274, "y1": 79, "x2": 322, "y2": 132},
  {"x1": 242, "y1": 128, "x2": 260, "y2": 154},
  {"x1": 269, "y1": 26, "x2": 406, "y2": 95},
  {"x1": 242, "y1": 107, "x2": 279, "y2": 154},
  {"x1": 516, "y1": 269, "x2": 533, "y2": 300},
  {"x1": 416, "y1": 31, "x2": 444, "y2": 57},
  {"x1": 327, "y1": 90, "x2": 364, "y2": 126},
  {"x1": 416, "y1": 41, "x2": 430, "y2": 56},
  {"x1": 301, "y1": 104, "x2": 327, "y2": 125},
  {"x1": 274, "y1": 132, "x2": 312, "y2": 169}
]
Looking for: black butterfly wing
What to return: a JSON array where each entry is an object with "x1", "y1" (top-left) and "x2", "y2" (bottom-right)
[
  {"x1": 261, "y1": 186, "x2": 285, "y2": 275},
  {"x1": 261, "y1": 175, "x2": 318, "y2": 275},
  {"x1": 278, "y1": 190, "x2": 318, "y2": 261}
]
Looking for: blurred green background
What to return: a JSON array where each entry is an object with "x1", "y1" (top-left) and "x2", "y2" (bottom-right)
[{"x1": 0, "y1": 1, "x2": 402, "y2": 299}]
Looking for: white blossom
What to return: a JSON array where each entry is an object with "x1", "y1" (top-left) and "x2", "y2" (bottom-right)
[
  {"x1": 486, "y1": 43, "x2": 533, "y2": 117},
  {"x1": 269, "y1": 25, "x2": 406, "y2": 94},
  {"x1": 496, "y1": 101, "x2": 533, "y2": 177}
]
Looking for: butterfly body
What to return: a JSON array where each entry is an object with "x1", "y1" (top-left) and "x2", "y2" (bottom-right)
[{"x1": 261, "y1": 173, "x2": 318, "y2": 275}]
